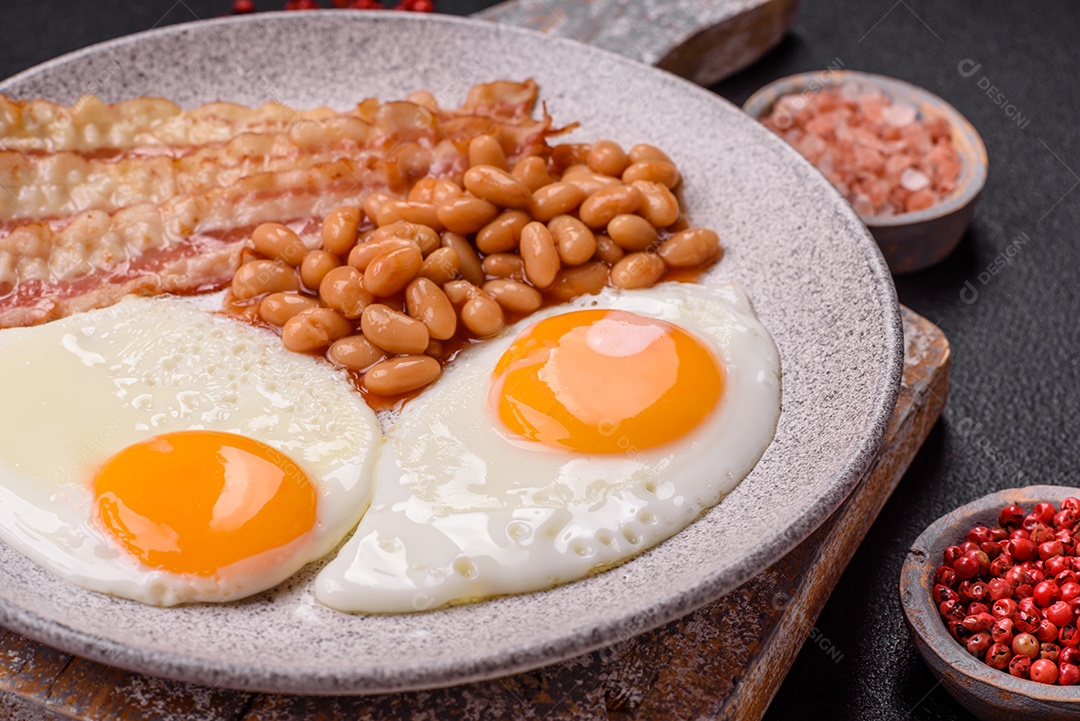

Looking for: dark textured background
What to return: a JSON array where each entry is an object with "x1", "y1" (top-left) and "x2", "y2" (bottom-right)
[{"x1": 1, "y1": 1, "x2": 1077, "y2": 719}]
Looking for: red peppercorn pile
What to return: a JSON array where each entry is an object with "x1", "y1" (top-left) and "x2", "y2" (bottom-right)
[{"x1": 933, "y1": 499, "x2": 1080, "y2": 685}]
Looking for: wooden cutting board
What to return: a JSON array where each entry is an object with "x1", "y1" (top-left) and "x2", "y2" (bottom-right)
[{"x1": 0, "y1": 306, "x2": 948, "y2": 721}]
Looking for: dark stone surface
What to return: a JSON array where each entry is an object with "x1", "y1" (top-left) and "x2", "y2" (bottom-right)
[
  {"x1": 714, "y1": 4, "x2": 1079, "y2": 720},
  {"x1": 1, "y1": 1, "x2": 1077, "y2": 719}
]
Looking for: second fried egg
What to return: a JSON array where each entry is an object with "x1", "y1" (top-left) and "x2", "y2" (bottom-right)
[{"x1": 316, "y1": 281, "x2": 781, "y2": 613}]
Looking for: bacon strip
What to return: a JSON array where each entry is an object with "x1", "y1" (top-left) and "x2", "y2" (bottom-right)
[
  {"x1": 0, "y1": 95, "x2": 343, "y2": 154},
  {"x1": 0, "y1": 80, "x2": 541, "y2": 155},
  {"x1": 0, "y1": 117, "x2": 375, "y2": 224},
  {"x1": 0, "y1": 80, "x2": 569, "y2": 328},
  {"x1": 0, "y1": 82, "x2": 555, "y2": 226}
]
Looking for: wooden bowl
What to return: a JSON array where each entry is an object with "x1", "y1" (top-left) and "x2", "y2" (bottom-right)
[
  {"x1": 744, "y1": 70, "x2": 988, "y2": 274},
  {"x1": 900, "y1": 485, "x2": 1080, "y2": 721}
]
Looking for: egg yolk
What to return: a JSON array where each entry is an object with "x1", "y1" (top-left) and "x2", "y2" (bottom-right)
[
  {"x1": 92, "y1": 431, "x2": 317, "y2": 576},
  {"x1": 489, "y1": 309, "x2": 723, "y2": 453}
]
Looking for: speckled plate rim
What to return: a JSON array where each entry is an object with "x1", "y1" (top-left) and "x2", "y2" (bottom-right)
[
  {"x1": 742, "y1": 69, "x2": 989, "y2": 228},
  {"x1": 0, "y1": 11, "x2": 904, "y2": 694},
  {"x1": 901, "y1": 485, "x2": 1080, "y2": 704}
]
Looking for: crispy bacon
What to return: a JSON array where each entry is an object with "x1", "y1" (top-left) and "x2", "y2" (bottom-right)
[
  {"x1": 0, "y1": 80, "x2": 569, "y2": 328},
  {"x1": 0, "y1": 95, "x2": 341, "y2": 154}
]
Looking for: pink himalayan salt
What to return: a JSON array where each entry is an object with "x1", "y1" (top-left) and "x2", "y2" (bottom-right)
[
  {"x1": 900, "y1": 167, "x2": 930, "y2": 192},
  {"x1": 761, "y1": 83, "x2": 963, "y2": 217}
]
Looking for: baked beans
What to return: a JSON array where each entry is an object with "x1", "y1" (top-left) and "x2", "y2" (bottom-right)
[
  {"x1": 370, "y1": 221, "x2": 439, "y2": 256},
  {"x1": 319, "y1": 265, "x2": 372, "y2": 319},
  {"x1": 578, "y1": 184, "x2": 643, "y2": 228},
  {"x1": 436, "y1": 196, "x2": 500, "y2": 235},
  {"x1": 593, "y1": 233, "x2": 625, "y2": 265},
  {"x1": 468, "y1": 135, "x2": 509, "y2": 170},
  {"x1": 228, "y1": 123, "x2": 723, "y2": 411},
  {"x1": 373, "y1": 200, "x2": 443, "y2": 233},
  {"x1": 232, "y1": 259, "x2": 300, "y2": 299},
  {"x1": 460, "y1": 295, "x2": 506, "y2": 337},
  {"x1": 418, "y1": 246, "x2": 460, "y2": 286},
  {"x1": 610, "y1": 252, "x2": 666, "y2": 289},
  {"x1": 300, "y1": 249, "x2": 340, "y2": 290},
  {"x1": 658, "y1": 227, "x2": 722, "y2": 268},
  {"x1": 443, "y1": 279, "x2": 482, "y2": 308},
  {"x1": 587, "y1": 140, "x2": 630, "y2": 177},
  {"x1": 348, "y1": 238, "x2": 419, "y2": 273},
  {"x1": 463, "y1": 165, "x2": 533, "y2": 209},
  {"x1": 607, "y1": 214, "x2": 658, "y2": 251},
  {"x1": 548, "y1": 215, "x2": 597, "y2": 266},
  {"x1": 561, "y1": 166, "x2": 622, "y2": 196},
  {"x1": 512, "y1": 156, "x2": 552, "y2": 192},
  {"x1": 483, "y1": 278, "x2": 543, "y2": 314},
  {"x1": 405, "y1": 277, "x2": 457, "y2": 340},
  {"x1": 631, "y1": 180, "x2": 680, "y2": 227},
  {"x1": 547, "y1": 261, "x2": 610, "y2": 301},
  {"x1": 408, "y1": 177, "x2": 463, "y2": 205},
  {"x1": 551, "y1": 143, "x2": 590, "y2": 172},
  {"x1": 441, "y1": 231, "x2": 485, "y2": 285},
  {"x1": 622, "y1": 160, "x2": 680, "y2": 188},
  {"x1": 258, "y1": 292, "x2": 320, "y2": 326},
  {"x1": 628, "y1": 143, "x2": 673, "y2": 164},
  {"x1": 282, "y1": 308, "x2": 351, "y2": 352},
  {"x1": 362, "y1": 355, "x2": 441, "y2": 396},
  {"x1": 529, "y1": 182, "x2": 586, "y2": 222},
  {"x1": 519, "y1": 221, "x2": 560, "y2": 288},
  {"x1": 476, "y1": 210, "x2": 530, "y2": 254},
  {"x1": 327, "y1": 334, "x2": 386, "y2": 373},
  {"x1": 361, "y1": 303, "x2": 430, "y2": 355},
  {"x1": 321, "y1": 206, "x2": 362, "y2": 256},
  {"x1": 364, "y1": 244, "x2": 423, "y2": 297},
  {"x1": 253, "y1": 223, "x2": 306, "y2": 266},
  {"x1": 481, "y1": 253, "x2": 525, "y2": 280}
]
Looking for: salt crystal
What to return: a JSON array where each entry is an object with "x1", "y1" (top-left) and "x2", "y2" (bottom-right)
[
  {"x1": 852, "y1": 193, "x2": 874, "y2": 215},
  {"x1": 799, "y1": 133, "x2": 827, "y2": 161},
  {"x1": 868, "y1": 181, "x2": 889, "y2": 206},
  {"x1": 926, "y1": 115, "x2": 951, "y2": 141},
  {"x1": 885, "y1": 154, "x2": 913, "y2": 178},
  {"x1": 858, "y1": 95, "x2": 886, "y2": 123},
  {"x1": 901, "y1": 124, "x2": 932, "y2": 154},
  {"x1": 900, "y1": 167, "x2": 930, "y2": 191},
  {"x1": 854, "y1": 145, "x2": 885, "y2": 173},
  {"x1": 852, "y1": 127, "x2": 881, "y2": 149},
  {"x1": 883, "y1": 102, "x2": 917, "y2": 127},
  {"x1": 939, "y1": 156, "x2": 961, "y2": 183}
]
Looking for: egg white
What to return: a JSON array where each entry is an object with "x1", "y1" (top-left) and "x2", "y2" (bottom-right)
[
  {"x1": 0, "y1": 296, "x2": 381, "y2": 606},
  {"x1": 316, "y1": 281, "x2": 781, "y2": 613}
]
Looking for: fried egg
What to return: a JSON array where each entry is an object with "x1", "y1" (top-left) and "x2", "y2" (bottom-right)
[
  {"x1": 0, "y1": 296, "x2": 380, "y2": 606},
  {"x1": 316, "y1": 281, "x2": 781, "y2": 613}
]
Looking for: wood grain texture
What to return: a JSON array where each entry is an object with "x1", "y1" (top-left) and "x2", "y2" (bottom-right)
[{"x1": 0, "y1": 307, "x2": 948, "y2": 721}]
